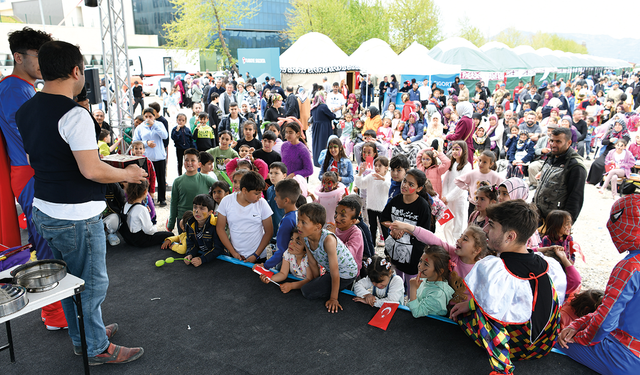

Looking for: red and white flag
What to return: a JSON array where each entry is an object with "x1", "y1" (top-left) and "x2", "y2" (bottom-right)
[
  {"x1": 253, "y1": 266, "x2": 274, "y2": 278},
  {"x1": 368, "y1": 302, "x2": 399, "y2": 330},
  {"x1": 438, "y1": 209, "x2": 455, "y2": 225}
]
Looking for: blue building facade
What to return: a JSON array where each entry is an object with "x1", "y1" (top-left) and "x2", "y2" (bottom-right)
[{"x1": 131, "y1": 0, "x2": 291, "y2": 54}]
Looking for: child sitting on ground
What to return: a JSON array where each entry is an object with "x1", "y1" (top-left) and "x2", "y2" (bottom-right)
[
  {"x1": 390, "y1": 222, "x2": 488, "y2": 304},
  {"x1": 559, "y1": 289, "x2": 603, "y2": 329},
  {"x1": 184, "y1": 194, "x2": 227, "y2": 267},
  {"x1": 468, "y1": 182, "x2": 498, "y2": 231},
  {"x1": 216, "y1": 171, "x2": 273, "y2": 262},
  {"x1": 329, "y1": 195, "x2": 364, "y2": 275},
  {"x1": 298, "y1": 203, "x2": 359, "y2": 313},
  {"x1": 192, "y1": 112, "x2": 215, "y2": 151},
  {"x1": 206, "y1": 130, "x2": 239, "y2": 181},
  {"x1": 168, "y1": 148, "x2": 216, "y2": 232},
  {"x1": 407, "y1": 246, "x2": 455, "y2": 317},
  {"x1": 309, "y1": 171, "x2": 349, "y2": 224},
  {"x1": 161, "y1": 211, "x2": 193, "y2": 254},
  {"x1": 122, "y1": 180, "x2": 173, "y2": 247},
  {"x1": 258, "y1": 230, "x2": 313, "y2": 293},
  {"x1": 208, "y1": 180, "x2": 230, "y2": 214},
  {"x1": 353, "y1": 255, "x2": 404, "y2": 307},
  {"x1": 261, "y1": 179, "x2": 301, "y2": 270}
]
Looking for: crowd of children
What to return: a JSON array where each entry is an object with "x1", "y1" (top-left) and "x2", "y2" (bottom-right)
[{"x1": 95, "y1": 70, "x2": 640, "y2": 374}]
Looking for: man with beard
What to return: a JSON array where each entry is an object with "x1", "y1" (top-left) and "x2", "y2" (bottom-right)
[{"x1": 450, "y1": 200, "x2": 566, "y2": 375}]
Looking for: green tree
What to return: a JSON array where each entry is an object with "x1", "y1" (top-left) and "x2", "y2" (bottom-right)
[
  {"x1": 530, "y1": 32, "x2": 588, "y2": 54},
  {"x1": 285, "y1": 0, "x2": 390, "y2": 55},
  {"x1": 163, "y1": 0, "x2": 260, "y2": 68},
  {"x1": 494, "y1": 27, "x2": 528, "y2": 48},
  {"x1": 388, "y1": 0, "x2": 442, "y2": 53},
  {"x1": 457, "y1": 16, "x2": 485, "y2": 47}
]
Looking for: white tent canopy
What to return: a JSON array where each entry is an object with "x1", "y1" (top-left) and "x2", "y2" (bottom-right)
[
  {"x1": 280, "y1": 32, "x2": 358, "y2": 74},
  {"x1": 349, "y1": 38, "x2": 398, "y2": 76},
  {"x1": 280, "y1": 32, "x2": 359, "y2": 88},
  {"x1": 396, "y1": 42, "x2": 461, "y2": 75}
]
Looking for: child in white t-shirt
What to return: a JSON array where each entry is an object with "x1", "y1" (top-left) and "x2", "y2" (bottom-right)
[{"x1": 216, "y1": 171, "x2": 273, "y2": 262}]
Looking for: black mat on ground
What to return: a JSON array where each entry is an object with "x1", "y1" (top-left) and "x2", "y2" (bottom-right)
[{"x1": 1, "y1": 243, "x2": 597, "y2": 375}]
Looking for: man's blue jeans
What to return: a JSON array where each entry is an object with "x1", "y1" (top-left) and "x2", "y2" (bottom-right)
[{"x1": 32, "y1": 207, "x2": 110, "y2": 357}]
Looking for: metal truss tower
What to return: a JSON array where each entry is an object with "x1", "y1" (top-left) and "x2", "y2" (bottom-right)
[{"x1": 98, "y1": 0, "x2": 134, "y2": 150}]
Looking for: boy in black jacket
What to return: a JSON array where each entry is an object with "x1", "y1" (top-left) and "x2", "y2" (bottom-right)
[{"x1": 184, "y1": 194, "x2": 227, "y2": 267}]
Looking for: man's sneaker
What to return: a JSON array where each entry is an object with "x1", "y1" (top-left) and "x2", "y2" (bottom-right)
[
  {"x1": 46, "y1": 325, "x2": 67, "y2": 331},
  {"x1": 74, "y1": 323, "x2": 119, "y2": 355},
  {"x1": 107, "y1": 233, "x2": 120, "y2": 246},
  {"x1": 88, "y1": 343, "x2": 144, "y2": 366}
]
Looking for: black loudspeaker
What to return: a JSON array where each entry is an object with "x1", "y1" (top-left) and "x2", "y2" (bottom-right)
[
  {"x1": 85, "y1": 0, "x2": 98, "y2": 7},
  {"x1": 85, "y1": 68, "x2": 102, "y2": 104}
]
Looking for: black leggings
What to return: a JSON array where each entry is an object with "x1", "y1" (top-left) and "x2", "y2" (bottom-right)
[
  {"x1": 152, "y1": 159, "x2": 167, "y2": 202},
  {"x1": 367, "y1": 209, "x2": 384, "y2": 242},
  {"x1": 176, "y1": 148, "x2": 186, "y2": 176},
  {"x1": 126, "y1": 230, "x2": 174, "y2": 248},
  {"x1": 301, "y1": 273, "x2": 355, "y2": 300}
]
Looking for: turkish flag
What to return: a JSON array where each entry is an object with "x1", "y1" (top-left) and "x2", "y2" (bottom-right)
[
  {"x1": 605, "y1": 163, "x2": 616, "y2": 173},
  {"x1": 368, "y1": 302, "x2": 399, "y2": 330},
  {"x1": 438, "y1": 209, "x2": 455, "y2": 225},
  {"x1": 18, "y1": 213, "x2": 27, "y2": 230},
  {"x1": 253, "y1": 266, "x2": 274, "y2": 278}
]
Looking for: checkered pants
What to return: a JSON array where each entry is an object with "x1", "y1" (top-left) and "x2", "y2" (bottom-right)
[{"x1": 457, "y1": 292, "x2": 560, "y2": 374}]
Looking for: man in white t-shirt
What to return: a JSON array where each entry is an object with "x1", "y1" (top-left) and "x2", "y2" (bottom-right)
[
  {"x1": 16, "y1": 41, "x2": 146, "y2": 365},
  {"x1": 216, "y1": 171, "x2": 273, "y2": 262},
  {"x1": 418, "y1": 78, "x2": 432, "y2": 108},
  {"x1": 326, "y1": 82, "x2": 346, "y2": 118}
]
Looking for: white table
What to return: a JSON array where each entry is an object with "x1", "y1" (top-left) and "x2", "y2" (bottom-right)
[{"x1": 0, "y1": 266, "x2": 89, "y2": 374}]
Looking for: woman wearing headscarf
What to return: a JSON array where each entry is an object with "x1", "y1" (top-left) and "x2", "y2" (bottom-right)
[
  {"x1": 444, "y1": 102, "x2": 475, "y2": 164},
  {"x1": 441, "y1": 107, "x2": 454, "y2": 133},
  {"x1": 297, "y1": 87, "x2": 310, "y2": 139},
  {"x1": 310, "y1": 92, "x2": 336, "y2": 167},
  {"x1": 587, "y1": 116, "x2": 631, "y2": 185},
  {"x1": 362, "y1": 106, "x2": 382, "y2": 134},
  {"x1": 191, "y1": 79, "x2": 203, "y2": 104},
  {"x1": 174, "y1": 75, "x2": 185, "y2": 108}
]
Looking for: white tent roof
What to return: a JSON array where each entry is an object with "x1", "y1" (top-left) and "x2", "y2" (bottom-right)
[
  {"x1": 397, "y1": 48, "x2": 460, "y2": 75},
  {"x1": 280, "y1": 32, "x2": 359, "y2": 74},
  {"x1": 349, "y1": 38, "x2": 398, "y2": 75},
  {"x1": 398, "y1": 41, "x2": 430, "y2": 58}
]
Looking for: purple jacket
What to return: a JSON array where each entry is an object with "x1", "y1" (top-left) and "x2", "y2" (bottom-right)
[
  {"x1": 281, "y1": 141, "x2": 313, "y2": 178},
  {"x1": 605, "y1": 149, "x2": 636, "y2": 177}
]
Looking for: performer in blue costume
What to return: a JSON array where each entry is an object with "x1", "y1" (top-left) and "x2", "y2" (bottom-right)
[
  {"x1": 557, "y1": 194, "x2": 640, "y2": 375},
  {"x1": 0, "y1": 27, "x2": 67, "y2": 329}
]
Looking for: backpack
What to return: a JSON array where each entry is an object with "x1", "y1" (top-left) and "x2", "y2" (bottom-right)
[{"x1": 117, "y1": 203, "x2": 143, "y2": 246}]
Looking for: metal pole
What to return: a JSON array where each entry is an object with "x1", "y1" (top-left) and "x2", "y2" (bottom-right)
[{"x1": 37, "y1": 0, "x2": 45, "y2": 29}]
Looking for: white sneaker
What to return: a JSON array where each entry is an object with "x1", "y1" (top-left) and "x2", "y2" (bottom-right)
[{"x1": 107, "y1": 233, "x2": 120, "y2": 246}]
